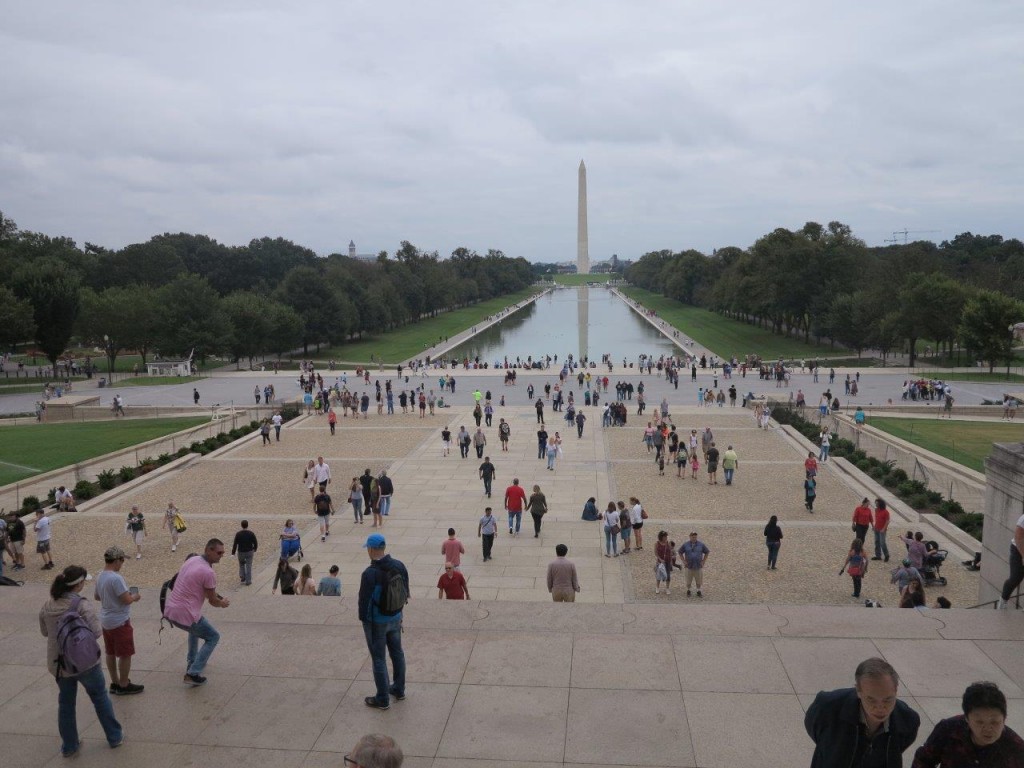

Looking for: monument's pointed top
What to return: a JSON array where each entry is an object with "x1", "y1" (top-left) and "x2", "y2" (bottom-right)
[{"x1": 579, "y1": 159, "x2": 586, "y2": 169}]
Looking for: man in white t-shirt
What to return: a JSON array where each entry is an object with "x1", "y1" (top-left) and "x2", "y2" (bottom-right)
[
  {"x1": 271, "y1": 412, "x2": 283, "y2": 441},
  {"x1": 33, "y1": 509, "x2": 54, "y2": 569},
  {"x1": 95, "y1": 546, "x2": 144, "y2": 694},
  {"x1": 997, "y1": 513, "x2": 1024, "y2": 609},
  {"x1": 313, "y1": 456, "x2": 331, "y2": 490},
  {"x1": 163, "y1": 538, "x2": 230, "y2": 686},
  {"x1": 55, "y1": 485, "x2": 77, "y2": 512}
]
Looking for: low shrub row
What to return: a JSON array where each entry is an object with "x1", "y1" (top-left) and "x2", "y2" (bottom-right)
[
  {"x1": 771, "y1": 407, "x2": 983, "y2": 540},
  {"x1": 17, "y1": 415, "x2": 293, "y2": 517}
]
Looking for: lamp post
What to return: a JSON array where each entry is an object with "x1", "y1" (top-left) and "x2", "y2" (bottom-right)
[{"x1": 103, "y1": 335, "x2": 113, "y2": 382}]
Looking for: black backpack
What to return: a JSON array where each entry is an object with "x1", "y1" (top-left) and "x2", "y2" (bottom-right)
[{"x1": 375, "y1": 563, "x2": 408, "y2": 617}]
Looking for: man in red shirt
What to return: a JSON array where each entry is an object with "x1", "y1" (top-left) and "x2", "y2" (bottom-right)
[
  {"x1": 852, "y1": 498, "x2": 873, "y2": 543},
  {"x1": 872, "y1": 498, "x2": 891, "y2": 562},
  {"x1": 504, "y1": 478, "x2": 527, "y2": 537},
  {"x1": 437, "y1": 563, "x2": 470, "y2": 599}
]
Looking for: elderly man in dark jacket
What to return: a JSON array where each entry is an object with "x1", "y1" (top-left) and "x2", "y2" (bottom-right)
[{"x1": 805, "y1": 657, "x2": 920, "y2": 768}]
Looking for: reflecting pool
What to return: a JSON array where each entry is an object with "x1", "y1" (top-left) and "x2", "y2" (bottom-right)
[{"x1": 445, "y1": 286, "x2": 680, "y2": 363}]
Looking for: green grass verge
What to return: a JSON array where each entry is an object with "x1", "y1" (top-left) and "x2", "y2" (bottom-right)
[
  {"x1": 618, "y1": 286, "x2": 845, "y2": 359},
  {"x1": 0, "y1": 417, "x2": 208, "y2": 486},
  {"x1": 115, "y1": 375, "x2": 205, "y2": 387},
  {"x1": 914, "y1": 371, "x2": 1024, "y2": 383},
  {"x1": 546, "y1": 273, "x2": 617, "y2": 286},
  {"x1": 314, "y1": 288, "x2": 541, "y2": 364},
  {"x1": 0, "y1": 383, "x2": 53, "y2": 395},
  {"x1": 869, "y1": 417, "x2": 1024, "y2": 473}
]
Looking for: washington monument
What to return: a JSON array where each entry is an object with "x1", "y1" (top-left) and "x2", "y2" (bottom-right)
[{"x1": 577, "y1": 160, "x2": 590, "y2": 275}]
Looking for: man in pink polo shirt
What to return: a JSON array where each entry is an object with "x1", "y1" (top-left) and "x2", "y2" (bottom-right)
[{"x1": 441, "y1": 528, "x2": 465, "y2": 570}]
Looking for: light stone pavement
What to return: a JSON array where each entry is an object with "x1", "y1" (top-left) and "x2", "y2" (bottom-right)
[{"x1": 3, "y1": 375, "x2": 1018, "y2": 767}]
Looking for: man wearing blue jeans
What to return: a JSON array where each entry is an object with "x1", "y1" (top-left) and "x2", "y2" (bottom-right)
[
  {"x1": 358, "y1": 533, "x2": 409, "y2": 710},
  {"x1": 163, "y1": 539, "x2": 231, "y2": 687}
]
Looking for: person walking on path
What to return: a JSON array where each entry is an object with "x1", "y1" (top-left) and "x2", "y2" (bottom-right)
[
  {"x1": 721, "y1": 445, "x2": 739, "y2": 485},
  {"x1": 163, "y1": 501, "x2": 182, "y2": 553},
  {"x1": 478, "y1": 507, "x2": 498, "y2": 561},
  {"x1": 655, "y1": 530, "x2": 673, "y2": 594},
  {"x1": 841, "y1": 538, "x2": 869, "y2": 599},
  {"x1": 437, "y1": 562, "x2": 470, "y2": 599},
  {"x1": 804, "y1": 474, "x2": 817, "y2": 512},
  {"x1": 546, "y1": 544, "x2": 580, "y2": 602},
  {"x1": 628, "y1": 497, "x2": 645, "y2": 550},
  {"x1": 763, "y1": 516, "x2": 783, "y2": 570},
  {"x1": 575, "y1": 410, "x2": 586, "y2": 438},
  {"x1": 479, "y1": 456, "x2": 496, "y2": 497},
  {"x1": 527, "y1": 484, "x2": 548, "y2": 537},
  {"x1": 805, "y1": 658, "x2": 920, "y2": 768},
  {"x1": 349, "y1": 477, "x2": 365, "y2": 523},
  {"x1": 872, "y1": 498, "x2": 891, "y2": 562},
  {"x1": 997, "y1": 510, "x2": 1024, "y2": 609},
  {"x1": 126, "y1": 506, "x2": 146, "y2": 560},
  {"x1": 328, "y1": 408, "x2": 337, "y2": 435},
  {"x1": 602, "y1": 502, "x2": 620, "y2": 557},
  {"x1": 536, "y1": 398, "x2": 545, "y2": 424},
  {"x1": 317, "y1": 565, "x2": 342, "y2": 596},
  {"x1": 473, "y1": 428, "x2": 487, "y2": 459},
  {"x1": 679, "y1": 532, "x2": 710, "y2": 597},
  {"x1": 545, "y1": 436, "x2": 558, "y2": 470},
  {"x1": 378, "y1": 471, "x2": 394, "y2": 517},
  {"x1": 358, "y1": 533, "x2": 408, "y2": 710},
  {"x1": 706, "y1": 442, "x2": 720, "y2": 485},
  {"x1": 504, "y1": 478, "x2": 527, "y2": 536},
  {"x1": 498, "y1": 418, "x2": 511, "y2": 451},
  {"x1": 536, "y1": 426, "x2": 548, "y2": 459},
  {"x1": 313, "y1": 456, "x2": 332, "y2": 491},
  {"x1": 95, "y1": 546, "x2": 144, "y2": 695},
  {"x1": 852, "y1": 498, "x2": 873, "y2": 543},
  {"x1": 272, "y1": 411, "x2": 283, "y2": 441},
  {"x1": 304, "y1": 459, "x2": 317, "y2": 501},
  {"x1": 441, "y1": 427, "x2": 452, "y2": 457},
  {"x1": 314, "y1": 488, "x2": 335, "y2": 542},
  {"x1": 40, "y1": 565, "x2": 124, "y2": 757},
  {"x1": 162, "y1": 538, "x2": 231, "y2": 686},
  {"x1": 440, "y1": 528, "x2": 465, "y2": 570},
  {"x1": 457, "y1": 426, "x2": 471, "y2": 458},
  {"x1": 231, "y1": 520, "x2": 258, "y2": 586},
  {"x1": 272, "y1": 557, "x2": 298, "y2": 595}
]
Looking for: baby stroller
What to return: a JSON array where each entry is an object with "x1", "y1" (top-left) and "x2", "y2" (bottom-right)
[
  {"x1": 921, "y1": 542, "x2": 947, "y2": 587},
  {"x1": 281, "y1": 535, "x2": 304, "y2": 562}
]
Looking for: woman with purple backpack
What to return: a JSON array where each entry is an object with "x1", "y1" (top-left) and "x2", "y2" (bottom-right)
[{"x1": 39, "y1": 565, "x2": 124, "y2": 757}]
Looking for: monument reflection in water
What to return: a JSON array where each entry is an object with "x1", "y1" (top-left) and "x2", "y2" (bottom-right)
[{"x1": 445, "y1": 286, "x2": 680, "y2": 363}]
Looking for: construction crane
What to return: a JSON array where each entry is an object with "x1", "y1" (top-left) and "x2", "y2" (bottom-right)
[{"x1": 884, "y1": 229, "x2": 941, "y2": 245}]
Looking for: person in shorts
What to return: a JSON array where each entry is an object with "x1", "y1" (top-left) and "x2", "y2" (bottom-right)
[
  {"x1": 34, "y1": 509, "x2": 54, "y2": 569},
  {"x1": 126, "y1": 506, "x2": 146, "y2": 559},
  {"x1": 314, "y1": 489, "x2": 334, "y2": 542},
  {"x1": 94, "y1": 546, "x2": 144, "y2": 694},
  {"x1": 6, "y1": 511, "x2": 26, "y2": 570}
]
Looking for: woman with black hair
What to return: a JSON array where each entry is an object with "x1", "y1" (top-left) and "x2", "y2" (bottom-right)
[
  {"x1": 912, "y1": 681, "x2": 1024, "y2": 766},
  {"x1": 39, "y1": 565, "x2": 123, "y2": 757}
]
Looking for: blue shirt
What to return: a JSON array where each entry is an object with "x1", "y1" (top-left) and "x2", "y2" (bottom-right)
[
  {"x1": 680, "y1": 540, "x2": 709, "y2": 569},
  {"x1": 358, "y1": 554, "x2": 409, "y2": 624}
]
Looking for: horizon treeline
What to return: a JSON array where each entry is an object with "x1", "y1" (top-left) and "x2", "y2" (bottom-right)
[
  {"x1": 0, "y1": 211, "x2": 534, "y2": 369},
  {"x1": 626, "y1": 221, "x2": 1024, "y2": 368}
]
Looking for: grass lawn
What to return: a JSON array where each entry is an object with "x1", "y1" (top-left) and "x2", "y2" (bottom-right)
[
  {"x1": 312, "y1": 287, "x2": 541, "y2": 364},
  {"x1": 869, "y1": 417, "x2": 1024, "y2": 473},
  {"x1": 916, "y1": 371, "x2": 1024, "y2": 384},
  {"x1": 8, "y1": 350, "x2": 218, "y2": 373},
  {"x1": 547, "y1": 274, "x2": 617, "y2": 286},
  {"x1": 618, "y1": 286, "x2": 844, "y2": 359},
  {"x1": 0, "y1": 417, "x2": 208, "y2": 486},
  {"x1": 0, "y1": 383, "x2": 53, "y2": 395},
  {"x1": 116, "y1": 375, "x2": 205, "y2": 387}
]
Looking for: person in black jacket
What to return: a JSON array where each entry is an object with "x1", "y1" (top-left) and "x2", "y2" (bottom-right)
[{"x1": 805, "y1": 657, "x2": 920, "y2": 768}]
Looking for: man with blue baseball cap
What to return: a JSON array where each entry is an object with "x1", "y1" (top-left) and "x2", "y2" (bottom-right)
[{"x1": 358, "y1": 533, "x2": 409, "y2": 710}]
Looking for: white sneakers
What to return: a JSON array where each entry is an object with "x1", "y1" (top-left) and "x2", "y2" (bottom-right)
[{"x1": 996, "y1": 598, "x2": 1008, "y2": 610}]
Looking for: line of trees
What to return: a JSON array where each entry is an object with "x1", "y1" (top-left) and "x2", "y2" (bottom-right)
[
  {"x1": 0, "y1": 211, "x2": 534, "y2": 370},
  {"x1": 625, "y1": 221, "x2": 1024, "y2": 369}
]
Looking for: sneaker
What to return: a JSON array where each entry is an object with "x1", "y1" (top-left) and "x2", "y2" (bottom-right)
[
  {"x1": 509, "y1": 527, "x2": 513, "y2": 534},
  {"x1": 696, "y1": 591, "x2": 703, "y2": 598},
  {"x1": 389, "y1": 688, "x2": 405, "y2": 701},
  {"x1": 655, "y1": 588, "x2": 660, "y2": 594},
  {"x1": 119, "y1": 682, "x2": 145, "y2": 695},
  {"x1": 321, "y1": 536, "x2": 326, "y2": 542},
  {"x1": 171, "y1": 545, "x2": 176, "y2": 552},
  {"x1": 364, "y1": 696, "x2": 389, "y2": 710},
  {"x1": 997, "y1": 598, "x2": 1008, "y2": 610},
  {"x1": 62, "y1": 744, "x2": 81, "y2": 758},
  {"x1": 110, "y1": 682, "x2": 122, "y2": 694},
  {"x1": 183, "y1": 673, "x2": 207, "y2": 687},
  {"x1": 110, "y1": 733, "x2": 125, "y2": 749},
  {"x1": 686, "y1": 590, "x2": 692, "y2": 597},
  {"x1": 666, "y1": 589, "x2": 671, "y2": 595},
  {"x1": 136, "y1": 554, "x2": 141, "y2": 560},
  {"x1": 870, "y1": 556, "x2": 882, "y2": 561}
]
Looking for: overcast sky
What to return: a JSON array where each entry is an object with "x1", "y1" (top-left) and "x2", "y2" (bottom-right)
[{"x1": 2, "y1": 1, "x2": 1022, "y2": 263}]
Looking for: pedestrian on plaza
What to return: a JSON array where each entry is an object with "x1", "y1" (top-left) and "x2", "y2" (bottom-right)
[
  {"x1": 314, "y1": 487, "x2": 335, "y2": 542},
  {"x1": 852, "y1": 498, "x2": 873, "y2": 543},
  {"x1": 328, "y1": 408, "x2": 337, "y2": 435},
  {"x1": 763, "y1": 515, "x2": 783, "y2": 570},
  {"x1": 163, "y1": 500, "x2": 183, "y2": 553},
  {"x1": 272, "y1": 557, "x2": 298, "y2": 595},
  {"x1": 478, "y1": 507, "x2": 498, "y2": 561},
  {"x1": 912, "y1": 681, "x2": 1024, "y2": 766},
  {"x1": 457, "y1": 426, "x2": 471, "y2": 458},
  {"x1": 473, "y1": 427, "x2": 487, "y2": 459},
  {"x1": 441, "y1": 528, "x2": 465, "y2": 570},
  {"x1": 602, "y1": 502, "x2": 620, "y2": 557},
  {"x1": 581, "y1": 497, "x2": 600, "y2": 521},
  {"x1": 654, "y1": 530, "x2": 673, "y2": 594},
  {"x1": 628, "y1": 496, "x2": 645, "y2": 550},
  {"x1": 358, "y1": 533, "x2": 408, "y2": 710},
  {"x1": 296, "y1": 564, "x2": 318, "y2": 595},
  {"x1": 162, "y1": 538, "x2": 231, "y2": 686},
  {"x1": 231, "y1": 520, "x2": 258, "y2": 586},
  {"x1": 498, "y1": 418, "x2": 511, "y2": 452},
  {"x1": 721, "y1": 445, "x2": 739, "y2": 485},
  {"x1": 701, "y1": 427, "x2": 714, "y2": 461},
  {"x1": 689, "y1": 450, "x2": 700, "y2": 479},
  {"x1": 437, "y1": 561, "x2": 470, "y2": 599},
  {"x1": 304, "y1": 459, "x2": 317, "y2": 501},
  {"x1": 805, "y1": 658, "x2": 920, "y2": 768},
  {"x1": 346, "y1": 733, "x2": 404, "y2": 768},
  {"x1": 40, "y1": 565, "x2": 124, "y2": 757},
  {"x1": 537, "y1": 426, "x2": 548, "y2": 459},
  {"x1": 575, "y1": 410, "x2": 586, "y2": 438},
  {"x1": 679, "y1": 532, "x2": 710, "y2": 597},
  {"x1": 706, "y1": 442, "x2": 720, "y2": 485},
  {"x1": 479, "y1": 456, "x2": 496, "y2": 498},
  {"x1": 898, "y1": 576, "x2": 925, "y2": 609},
  {"x1": 840, "y1": 538, "x2": 868, "y2": 599},
  {"x1": 804, "y1": 474, "x2": 817, "y2": 512},
  {"x1": 871, "y1": 498, "x2": 891, "y2": 562},
  {"x1": 504, "y1": 478, "x2": 527, "y2": 536},
  {"x1": 94, "y1": 546, "x2": 144, "y2": 695},
  {"x1": 378, "y1": 471, "x2": 394, "y2": 517},
  {"x1": 272, "y1": 411, "x2": 283, "y2": 440},
  {"x1": 317, "y1": 565, "x2": 342, "y2": 596},
  {"x1": 314, "y1": 456, "x2": 332, "y2": 491},
  {"x1": 349, "y1": 477, "x2": 365, "y2": 523},
  {"x1": 527, "y1": 484, "x2": 548, "y2": 537},
  {"x1": 901, "y1": 530, "x2": 928, "y2": 570},
  {"x1": 441, "y1": 426, "x2": 452, "y2": 456},
  {"x1": 997, "y1": 509, "x2": 1024, "y2": 609},
  {"x1": 547, "y1": 544, "x2": 580, "y2": 602},
  {"x1": 546, "y1": 436, "x2": 558, "y2": 470},
  {"x1": 891, "y1": 558, "x2": 922, "y2": 593},
  {"x1": 535, "y1": 397, "x2": 545, "y2": 424},
  {"x1": 5, "y1": 510, "x2": 26, "y2": 570},
  {"x1": 125, "y1": 506, "x2": 146, "y2": 560}
]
